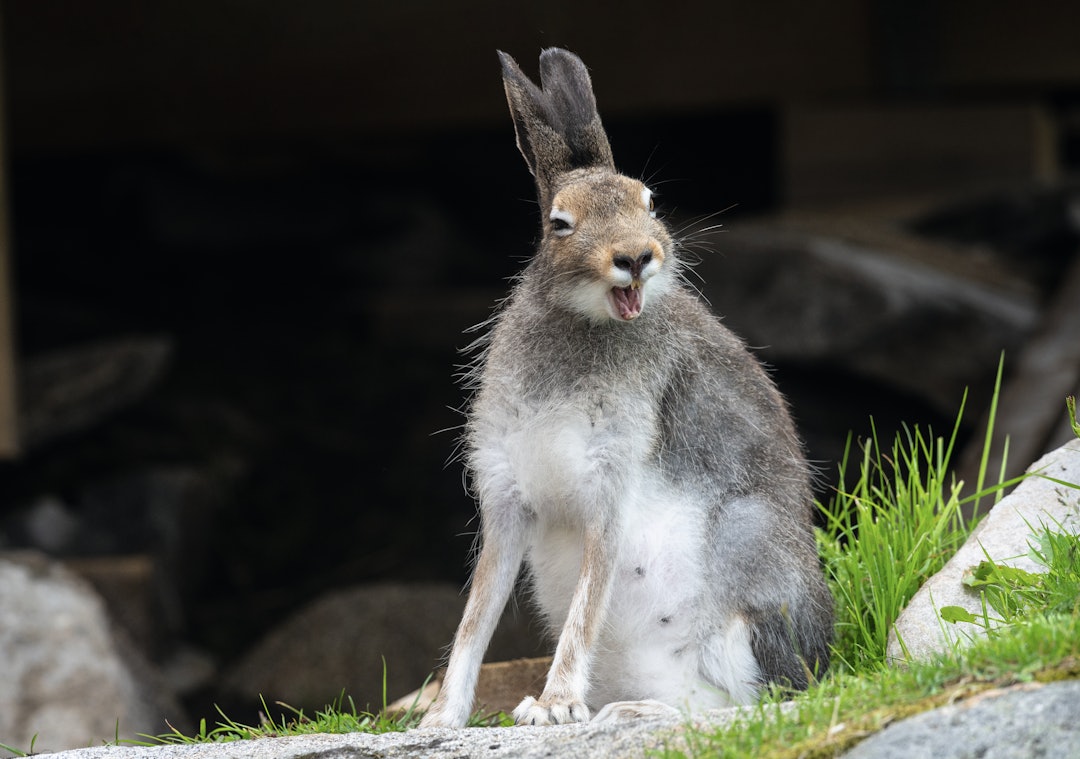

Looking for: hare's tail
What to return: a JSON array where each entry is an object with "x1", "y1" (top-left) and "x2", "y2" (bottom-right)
[{"x1": 745, "y1": 604, "x2": 832, "y2": 690}]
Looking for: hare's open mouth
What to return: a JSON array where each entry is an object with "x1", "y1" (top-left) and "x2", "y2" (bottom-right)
[{"x1": 610, "y1": 285, "x2": 643, "y2": 320}]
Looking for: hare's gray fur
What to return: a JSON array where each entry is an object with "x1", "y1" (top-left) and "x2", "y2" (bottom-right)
[{"x1": 419, "y1": 48, "x2": 833, "y2": 728}]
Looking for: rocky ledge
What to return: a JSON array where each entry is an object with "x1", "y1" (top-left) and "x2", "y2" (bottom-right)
[{"x1": 36, "y1": 680, "x2": 1080, "y2": 759}]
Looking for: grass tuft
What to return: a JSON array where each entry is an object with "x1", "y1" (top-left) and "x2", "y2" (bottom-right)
[
  {"x1": 815, "y1": 413, "x2": 972, "y2": 672},
  {"x1": 126, "y1": 669, "x2": 506, "y2": 747},
  {"x1": 816, "y1": 355, "x2": 1022, "y2": 673}
]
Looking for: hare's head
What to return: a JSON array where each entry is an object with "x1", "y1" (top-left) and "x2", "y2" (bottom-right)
[{"x1": 499, "y1": 49, "x2": 675, "y2": 323}]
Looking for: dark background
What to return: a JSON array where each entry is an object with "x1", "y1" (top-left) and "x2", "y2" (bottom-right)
[{"x1": 1, "y1": 0, "x2": 1079, "y2": 717}]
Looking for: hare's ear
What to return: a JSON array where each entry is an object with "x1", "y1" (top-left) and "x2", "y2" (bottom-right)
[{"x1": 498, "y1": 48, "x2": 615, "y2": 203}]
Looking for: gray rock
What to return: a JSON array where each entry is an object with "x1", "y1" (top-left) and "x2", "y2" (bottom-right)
[
  {"x1": 34, "y1": 706, "x2": 754, "y2": 759},
  {"x1": 221, "y1": 582, "x2": 545, "y2": 714},
  {"x1": 887, "y1": 440, "x2": 1080, "y2": 663},
  {"x1": 32, "y1": 683, "x2": 1080, "y2": 759},
  {"x1": 0, "y1": 552, "x2": 186, "y2": 755},
  {"x1": 697, "y1": 219, "x2": 1038, "y2": 415},
  {"x1": 840, "y1": 680, "x2": 1080, "y2": 759},
  {"x1": 15, "y1": 495, "x2": 81, "y2": 552}
]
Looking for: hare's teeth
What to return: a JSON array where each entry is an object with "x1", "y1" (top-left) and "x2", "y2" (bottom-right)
[{"x1": 610, "y1": 286, "x2": 643, "y2": 320}]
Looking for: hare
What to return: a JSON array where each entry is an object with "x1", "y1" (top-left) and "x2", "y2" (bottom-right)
[{"x1": 419, "y1": 48, "x2": 833, "y2": 728}]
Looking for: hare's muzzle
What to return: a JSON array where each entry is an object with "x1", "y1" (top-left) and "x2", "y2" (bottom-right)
[
  {"x1": 610, "y1": 285, "x2": 643, "y2": 320},
  {"x1": 607, "y1": 248, "x2": 657, "y2": 320}
]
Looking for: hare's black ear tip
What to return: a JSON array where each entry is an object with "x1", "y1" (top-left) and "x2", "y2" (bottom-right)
[{"x1": 497, "y1": 50, "x2": 521, "y2": 76}]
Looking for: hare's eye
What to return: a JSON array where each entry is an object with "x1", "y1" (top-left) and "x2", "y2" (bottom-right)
[
  {"x1": 549, "y1": 209, "x2": 576, "y2": 237},
  {"x1": 641, "y1": 188, "x2": 657, "y2": 218}
]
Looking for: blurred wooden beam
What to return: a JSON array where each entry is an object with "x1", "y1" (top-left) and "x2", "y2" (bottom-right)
[
  {"x1": 0, "y1": 7, "x2": 18, "y2": 458},
  {"x1": 783, "y1": 103, "x2": 1058, "y2": 208}
]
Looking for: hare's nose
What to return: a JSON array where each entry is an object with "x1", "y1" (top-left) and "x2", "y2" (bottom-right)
[{"x1": 613, "y1": 251, "x2": 653, "y2": 279}]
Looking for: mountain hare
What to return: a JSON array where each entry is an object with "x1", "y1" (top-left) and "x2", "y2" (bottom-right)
[{"x1": 419, "y1": 48, "x2": 833, "y2": 728}]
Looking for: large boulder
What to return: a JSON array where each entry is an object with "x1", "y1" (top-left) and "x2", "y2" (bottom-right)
[
  {"x1": 221, "y1": 582, "x2": 546, "y2": 714},
  {"x1": 0, "y1": 552, "x2": 185, "y2": 755},
  {"x1": 698, "y1": 217, "x2": 1039, "y2": 416},
  {"x1": 839, "y1": 680, "x2": 1080, "y2": 758},
  {"x1": 888, "y1": 440, "x2": 1080, "y2": 663}
]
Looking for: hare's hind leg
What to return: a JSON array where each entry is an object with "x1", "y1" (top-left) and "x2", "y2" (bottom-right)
[
  {"x1": 419, "y1": 526, "x2": 527, "y2": 728},
  {"x1": 513, "y1": 521, "x2": 619, "y2": 725},
  {"x1": 698, "y1": 614, "x2": 763, "y2": 705}
]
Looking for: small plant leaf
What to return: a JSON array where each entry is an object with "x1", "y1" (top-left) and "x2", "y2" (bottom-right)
[
  {"x1": 964, "y1": 561, "x2": 1042, "y2": 590},
  {"x1": 962, "y1": 562, "x2": 991, "y2": 588},
  {"x1": 939, "y1": 606, "x2": 978, "y2": 624}
]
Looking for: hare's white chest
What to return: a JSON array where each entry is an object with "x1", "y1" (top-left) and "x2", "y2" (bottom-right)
[
  {"x1": 477, "y1": 390, "x2": 658, "y2": 522},
  {"x1": 507, "y1": 404, "x2": 603, "y2": 518}
]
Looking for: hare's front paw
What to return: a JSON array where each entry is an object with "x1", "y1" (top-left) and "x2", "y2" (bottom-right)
[
  {"x1": 513, "y1": 695, "x2": 591, "y2": 725},
  {"x1": 418, "y1": 701, "x2": 467, "y2": 729},
  {"x1": 418, "y1": 711, "x2": 451, "y2": 729}
]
